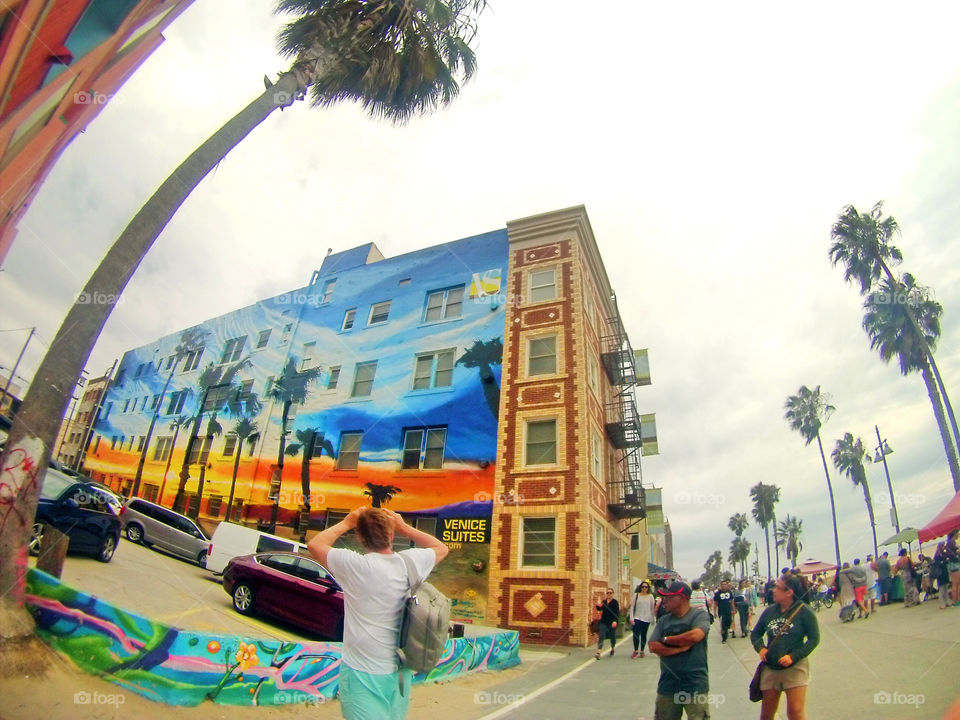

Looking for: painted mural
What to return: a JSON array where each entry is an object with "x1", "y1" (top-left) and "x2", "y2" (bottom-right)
[
  {"x1": 83, "y1": 230, "x2": 509, "y2": 621},
  {"x1": 25, "y1": 568, "x2": 521, "y2": 707}
]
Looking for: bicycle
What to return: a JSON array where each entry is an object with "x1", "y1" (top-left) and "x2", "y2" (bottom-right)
[{"x1": 810, "y1": 588, "x2": 835, "y2": 611}]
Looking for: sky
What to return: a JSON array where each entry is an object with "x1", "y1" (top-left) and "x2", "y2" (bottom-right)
[{"x1": 2, "y1": 0, "x2": 960, "y2": 581}]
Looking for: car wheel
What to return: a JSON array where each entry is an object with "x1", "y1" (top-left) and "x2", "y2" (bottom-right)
[
  {"x1": 232, "y1": 583, "x2": 255, "y2": 615},
  {"x1": 125, "y1": 524, "x2": 143, "y2": 543},
  {"x1": 29, "y1": 523, "x2": 44, "y2": 556},
  {"x1": 97, "y1": 534, "x2": 118, "y2": 563},
  {"x1": 197, "y1": 550, "x2": 207, "y2": 569}
]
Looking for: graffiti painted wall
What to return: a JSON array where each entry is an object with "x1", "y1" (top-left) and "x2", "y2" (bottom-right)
[{"x1": 84, "y1": 230, "x2": 509, "y2": 621}]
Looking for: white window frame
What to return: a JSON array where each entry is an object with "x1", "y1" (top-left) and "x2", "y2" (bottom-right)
[
  {"x1": 327, "y1": 366, "x2": 341, "y2": 390},
  {"x1": 182, "y1": 348, "x2": 204, "y2": 372},
  {"x1": 321, "y1": 278, "x2": 336, "y2": 303},
  {"x1": 256, "y1": 329, "x2": 271, "y2": 349},
  {"x1": 524, "y1": 418, "x2": 558, "y2": 466},
  {"x1": 527, "y1": 335, "x2": 557, "y2": 376},
  {"x1": 423, "y1": 286, "x2": 464, "y2": 323},
  {"x1": 351, "y1": 361, "x2": 378, "y2": 397},
  {"x1": 412, "y1": 349, "x2": 455, "y2": 390},
  {"x1": 591, "y1": 429, "x2": 603, "y2": 479},
  {"x1": 588, "y1": 356, "x2": 599, "y2": 395},
  {"x1": 593, "y1": 521, "x2": 605, "y2": 575},
  {"x1": 152, "y1": 436, "x2": 173, "y2": 462},
  {"x1": 400, "y1": 427, "x2": 446, "y2": 470},
  {"x1": 342, "y1": 308, "x2": 357, "y2": 331},
  {"x1": 336, "y1": 432, "x2": 363, "y2": 470},
  {"x1": 521, "y1": 516, "x2": 557, "y2": 568},
  {"x1": 368, "y1": 301, "x2": 392, "y2": 325},
  {"x1": 223, "y1": 435, "x2": 238, "y2": 457},
  {"x1": 529, "y1": 267, "x2": 557, "y2": 303},
  {"x1": 220, "y1": 337, "x2": 246, "y2": 364},
  {"x1": 300, "y1": 341, "x2": 316, "y2": 371}
]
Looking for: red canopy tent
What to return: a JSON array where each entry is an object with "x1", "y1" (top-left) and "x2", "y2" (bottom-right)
[
  {"x1": 918, "y1": 491, "x2": 960, "y2": 543},
  {"x1": 796, "y1": 559, "x2": 837, "y2": 576}
]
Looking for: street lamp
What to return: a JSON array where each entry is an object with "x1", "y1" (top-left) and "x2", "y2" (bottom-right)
[{"x1": 874, "y1": 425, "x2": 901, "y2": 537}]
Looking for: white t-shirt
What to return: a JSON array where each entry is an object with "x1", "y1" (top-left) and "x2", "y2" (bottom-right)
[
  {"x1": 630, "y1": 593, "x2": 657, "y2": 623},
  {"x1": 326, "y1": 547, "x2": 436, "y2": 675}
]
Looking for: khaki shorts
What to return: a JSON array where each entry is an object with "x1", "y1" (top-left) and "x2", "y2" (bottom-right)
[{"x1": 759, "y1": 657, "x2": 810, "y2": 692}]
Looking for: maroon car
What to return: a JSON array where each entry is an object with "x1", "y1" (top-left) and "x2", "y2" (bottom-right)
[{"x1": 222, "y1": 552, "x2": 344, "y2": 640}]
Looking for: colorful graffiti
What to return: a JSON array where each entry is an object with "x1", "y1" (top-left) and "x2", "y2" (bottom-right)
[{"x1": 25, "y1": 568, "x2": 520, "y2": 707}]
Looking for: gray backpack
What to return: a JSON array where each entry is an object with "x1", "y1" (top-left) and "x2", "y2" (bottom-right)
[{"x1": 396, "y1": 552, "x2": 450, "y2": 674}]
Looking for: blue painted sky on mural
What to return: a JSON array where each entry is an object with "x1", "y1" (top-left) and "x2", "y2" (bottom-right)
[{"x1": 2, "y1": 1, "x2": 960, "y2": 579}]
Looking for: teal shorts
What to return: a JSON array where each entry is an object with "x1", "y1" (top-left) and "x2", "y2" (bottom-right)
[{"x1": 339, "y1": 663, "x2": 413, "y2": 720}]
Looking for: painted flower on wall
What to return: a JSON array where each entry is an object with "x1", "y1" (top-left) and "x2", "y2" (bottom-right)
[{"x1": 235, "y1": 642, "x2": 259, "y2": 671}]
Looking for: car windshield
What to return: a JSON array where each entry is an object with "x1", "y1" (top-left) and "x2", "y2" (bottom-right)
[{"x1": 39, "y1": 469, "x2": 75, "y2": 500}]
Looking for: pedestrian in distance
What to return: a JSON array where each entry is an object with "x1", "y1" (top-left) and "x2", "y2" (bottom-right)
[
  {"x1": 848, "y1": 559, "x2": 870, "y2": 618},
  {"x1": 595, "y1": 588, "x2": 620, "y2": 658},
  {"x1": 713, "y1": 579, "x2": 735, "y2": 643},
  {"x1": 307, "y1": 506, "x2": 449, "y2": 720},
  {"x1": 896, "y1": 548, "x2": 920, "y2": 608},
  {"x1": 689, "y1": 580, "x2": 714, "y2": 626},
  {"x1": 630, "y1": 581, "x2": 657, "y2": 658},
  {"x1": 932, "y1": 542, "x2": 952, "y2": 610},
  {"x1": 751, "y1": 573, "x2": 820, "y2": 720},
  {"x1": 735, "y1": 580, "x2": 751, "y2": 637},
  {"x1": 946, "y1": 528, "x2": 960, "y2": 606},
  {"x1": 648, "y1": 581, "x2": 712, "y2": 720},
  {"x1": 875, "y1": 551, "x2": 893, "y2": 605},
  {"x1": 864, "y1": 554, "x2": 878, "y2": 612}
]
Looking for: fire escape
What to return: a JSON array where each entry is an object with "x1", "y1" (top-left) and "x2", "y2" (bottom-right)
[{"x1": 601, "y1": 298, "x2": 645, "y2": 519}]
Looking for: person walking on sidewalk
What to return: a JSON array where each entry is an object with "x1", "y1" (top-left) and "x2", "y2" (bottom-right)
[
  {"x1": 751, "y1": 573, "x2": 820, "y2": 720},
  {"x1": 713, "y1": 579, "x2": 735, "y2": 643},
  {"x1": 595, "y1": 588, "x2": 620, "y2": 658},
  {"x1": 848, "y1": 559, "x2": 870, "y2": 618},
  {"x1": 946, "y1": 528, "x2": 960, "y2": 606},
  {"x1": 864, "y1": 554, "x2": 878, "y2": 612},
  {"x1": 735, "y1": 580, "x2": 751, "y2": 637},
  {"x1": 896, "y1": 549, "x2": 920, "y2": 608},
  {"x1": 933, "y1": 542, "x2": 952, "y2": 610},
  {"x1": 630, "y1": 581, "x2": 657, "y2": 658},
  {"x1": 648, "y1": 581, "x2": 712, "y2": 720},
  {"x1": 876, "y1": 552, "x2": 892, "y2": 605}
]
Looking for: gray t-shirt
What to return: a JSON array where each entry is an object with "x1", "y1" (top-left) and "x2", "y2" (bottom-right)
[
  {"x1": 847, "y1": 566, "x2": 868, "y2": 587},
  {"x1": 876, "y1": 557, "x2": 892, "y2": 579},
  {"x1": 648, "y1": 606, "x2": 711, "y2": 695}
]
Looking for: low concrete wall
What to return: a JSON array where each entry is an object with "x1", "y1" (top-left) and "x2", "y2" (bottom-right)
[{"x1": 24, "y1": 568, "x2": 520, "y2": 707}]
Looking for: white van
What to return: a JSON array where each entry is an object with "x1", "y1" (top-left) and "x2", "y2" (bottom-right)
[{"x1": 206, "y1": 522, "x2": 310, "y2": 574}]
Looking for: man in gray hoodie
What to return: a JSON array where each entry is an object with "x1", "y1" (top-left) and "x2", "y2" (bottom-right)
[{"x1": 846, "y1": 558, "x2": 870, "y2": 618}]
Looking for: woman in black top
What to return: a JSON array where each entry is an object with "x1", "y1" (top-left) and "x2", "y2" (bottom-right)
[{"x1": 750, "y1": 573, "x2": 820, "y2": 720}]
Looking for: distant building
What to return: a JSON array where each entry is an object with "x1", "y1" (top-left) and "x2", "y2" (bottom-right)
[
  {"x1": 0, "y1": 0, "x2": 194, "y2": 264},
  {"x1": 57, "y1": 372, "x2": 111, "y2": 471},
  {"x1": 83, "y1": 206, "x2": 657, "y2": 643},
  {"x1": 0, "y1": 370, "x2": 24, "y2": 419}
]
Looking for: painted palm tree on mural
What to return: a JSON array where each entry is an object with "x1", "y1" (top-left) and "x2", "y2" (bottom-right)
[
  {"x1": 832, "y1": 432, "x2": 879, "y2": 558},
  {"x1": 0, "y1": 0, "x2": 489, "y2": 646},
  {"x1": 775, "y1": 515, "x2": 804, "y2": 568},
  {"x1": 750, "y1": 482, "x2": 780, "y2": 579},
  {"x1": 225, "y1": 417, "x2": 260, "y2": 523},
  {"x1": 266, "y1": 359, "x2": 323, "y2": 533},
  {"x1": 829, "y1": 201, "x2": 960, "y2": 461},
  {"x1": 191, "y1": 412, "x2": 225, "y2": 520},
  {"x1": 862, "y1": 274, "x2": 960, "y2": 492},
  {"x1": 784, "y1": 385, "x2": 842, "y2": 569},
  {"x1": 456, "y1": 338, "x2": 503, "y2": 418},
  {"x1": 158, "y1": 414, "x2": 190, "y2": 504},
  {"x1": 285, "y1": 428, "x2": 336, "y2": 540},
  {"x1": 363, "y1": 482, "x2": 403, "y2": 508}
]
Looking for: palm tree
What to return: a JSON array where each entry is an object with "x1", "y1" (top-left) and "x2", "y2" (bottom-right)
[
  {"x1": 784, "y1": 385, "x2": 842, "y2": 569},
  {"x1": 191, "y1": 412, "x2": 225, "y2": 520},
  {"x1": 728, "y1": 536, "x2": 751, "y2": 579},
  {"x1": 775, "y1": 515, "x2": 804, "y2": 568},
  {"x1": 829, "y1": 201, "x2": 960, "y2": 458},
  {"x1": 158, "y1": 414, "x2": 190, "y2": 505},
  {"x1": 285, "y1": 427, "x2": 336, "y2": 540},
  {"x1": 863, "y1": 275, "x2": 960, "y2": 491},
  {"x1": 225, "y1": 417, "x2": 261, "y2": 523},
  {"x1": 750, "y1": 482, "x2": 779, "y2": 579},
  {"x1": 0, "y1": 0, "x2": 488, "y2": 646},
  {"x1": 728, "y1": 512, "x2": 749, "y2": 538},
  {"x1": 266, "y1": 359, "x2": 323, "y2": 532},
  {"x1": 363, "y1": 482, "x2": 403, "y2": 507},
  {"x1": 832, "y1": 432, "x2": 879, "y2": 558},
  {"x1": 456, "y1": 338, "x2": 503, "y2": 418}
]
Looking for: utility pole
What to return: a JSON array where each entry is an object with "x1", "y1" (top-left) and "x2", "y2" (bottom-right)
[
  {"x1": 0, "y1": 326, "x2": 34, "y2": 416},
  {"x1": 874, "y1": 425, "x2": 901, "y2": 538}
]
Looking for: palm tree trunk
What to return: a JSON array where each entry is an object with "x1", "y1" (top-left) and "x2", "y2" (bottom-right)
[
  {"x1": 269, "y1": 401, "x2": 292, "y2": 533},
  {"x1": 816, "y1": 434, "x2": 843, "y2": 569},
  {"x1": 772, "y1": 511, "x2": 780, "y2": 573},
  {"x1": 174, "y1": 413, "x2": 203, "y2": 513},
  {"x1": 927, "y1": 351, "x2": 960, "y2": 460},
  {"x1": 763, "y1": 526, "x2": 772, "y2": 579},
  {"x1": 226, "y1": 445, "x2": 243, "y2": 522},
  {"x1": 920, "y1": 360, "x2": 960, "y2": 491},
  {"x1": 158, "y1": 423, "x2": 181, "y2": 505}
]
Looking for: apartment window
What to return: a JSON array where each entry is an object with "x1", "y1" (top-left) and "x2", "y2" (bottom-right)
[
  {"x1": 525, "y1": 419, "x2": 557, "y2": 465},
  {"x1": 237, "y1": 380, "x2": 254, "y2": 402},
  {"x1": 150, "y1": 394, "x2": 161, "y2": 410},
  {"x1": 522, "y1": 517, "x2": 557, "y2": 567},
  {"x1": 327, "y1": 366, "x2": 341, "y2": 390},
  {"x1": 528, "y1": 336, "x2": 557, "y2": 376},
  {"x1": 337, "y1": 432, "x2": 363, "y2": 470},
  {"x1": 166, "y1": 390, "x2": 187, "y2": 415},
  {"x1": 326, "y1": 509, "x2": 348, "y2": 529},
  {"x1": 122, "y1": 399, "x2": 131, "y2": 413},
  {"x1": 187, "y1": 493, "x2": 201, "y2": 517},
  {"x1": 231, "y1": 499, "x2": 244, "y2": 521},
  {"x1": 401, "y1": 428, "x2": 446, "y2": 470},
  {"x1": 207, "y1": 495, "x2": 223, "y2": 518},
  {"x1": 351, "y1": 361, "x2": 378, "y2": 397},
  {"x1": 424, "y1": 286, "x2": 464, "y2": 322},
  {"x1": 92, "y1": 436, "x2": 101, "y2": 454},
  {"x1": 102, "y1": 402, "x2": 112, "y2": 419},
  {"x1": 182, "y1": 348, "x2": 204, "y2": 371},
  {"x1": 591, "y1": 429, "x2": 603, "y2": 478},
  {"x1": 153, "y1": 436, "x2": 173, "y2": 462},
  {"x1": 368, "y1": 301, "x2": 391, "y2": 325},
  {"x1": 143, "y1": 485, "x2": 159, "y2": 503},
  {"x1": 300, "y1": 341, "x2": 316, "y2": 371},
  {"x1": 630, "y1": 533, "x2": 640, "y2": 551},
  {"x1": 280, "y1": 323, "x2": 293, "y2": 345},
  {"x1": 111, "y1": 436, "x2": 119, "y2": 450},
  {"x1": 413, "y1": 349, "x2": 455, "y2": 390},
  {"x1": 529, "y1": 268, "x2": 556, "y2": 302},
  {"x1": 203, "y1": 384, "x2": 231, "y2": 412},
  {"x1": 593, "y1": 521, "x2": 605, "y2": 574},
  {"x1": 321, "y1": 278, "x2": 336, "y2": 303},
  {"x1": 186, "y1": 435, "x2": 213, "y2": 465},
  {"x1": 588, "y1": 356, "x2": 599, "y2": 395},
  {"x1": 137, "y1": 436, "x2": 146, "y2": 452},
  {"x1": 341, "y1": 308, "x2": 357, "y2": 331},
  {"x1": 220, "y1": 336, "x2": 246, "y2": 364},
  {"x1": 256, "y1": 329, "x2": 271, "y2": 349},
  {"x1": 223, "y1": 435, "x2": 238, "y2": 457},
  {"x1": 126, "y1": 437, "x2": 134, "y2": 451},
  {"x1": 393, "y1": 516, "x2": 437, "y2": 550},
  {"x1": 165, "y1": 355, "x2": 176, "y2": 370}
]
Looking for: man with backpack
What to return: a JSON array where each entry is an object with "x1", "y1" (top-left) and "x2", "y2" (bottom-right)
[{"x1": 309, "y1": 506, "x2": 449, "y2": 719}]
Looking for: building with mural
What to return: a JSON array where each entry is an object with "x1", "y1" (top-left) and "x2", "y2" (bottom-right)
[
  {"x1": 55, "y1": 371, "x2": 112, "y2": 471},
  {"x1": 83, "y1": 205, "x2": 657, "y2": 643}
]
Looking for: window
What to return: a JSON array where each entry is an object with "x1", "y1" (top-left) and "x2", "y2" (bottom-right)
[
  {"x1": 368, "y1": 301, "x2": 391, "y2": 325},
  {"x1": 321, "y1": 278, "x2": 336, "y2": 303},
  {"x1": 165, "y1": 355, "x2": 176, "y2": 370},
  {"x1": 393, "y1": 516, "x2": 437, "y2": 550},
  {"x1": 525, "y1": 419, "x2": 557, "y2": 465},
  {"x1": 593, "y1": 521, "x2": 605, "y2": 574},
  {"x1": 528, "y1": 336, "x2": 557, "y2": 376},
  {"x1": 529, "y1": 268, "x2": 556, "y2": 302},
  {"x1": 153, "y1": 436, "x2": 173, "y2": 462},
  {"x1": 122, "y1": 399, "x2": 130, "y2": 413},
  {"x1": 522, "y1": 517, "x2": 557, "y2": 567},
  {"x1": 111, "y1": 436, "x2": 119, "y2": 450},
  {"x1": 150, "y1": 394, "x2": 161, "y2": 410},
  {"x1": 591, "y1": 430, "x2": 603, "y2": 478},
  {"x1": 588, "y1": 356, "x2": 599, "y2": 395},
  {"x1": 207, "y1": 495, "x2": 223, "y2": 518},
  {"x1": 237, "y1": 380, "x2": 254, "y2": 402},
  {"x1": 220, "y1": 337, "x2": 246, "y2": 364},
  {"x1": 424, "y1": 286, "x2": 464, "y2": 322},
  {"x1": 166, "y1": 390, "x2": 187, "y2": 415},
  {"x1": 137, "y1": 436, "x2": 146, "y2": 452},
  {"x1": 223, "y1": 435, "x2": 238, "y2": 457},
  {"x1": 202, "y1": 384, "x2": 231, "y2": 412},
  {"x1": 341, "y1": 308, "x2": 356, "y2": 331},
  {"x1": 337, "y1": 432, "x2": 362, "y2": 470},
  {"x1": 256, "y1": 329, "x2": 272, "y2": 349},
  {"x1": 325, "y1": 509, "x2": 348, "y2": 529},
  {"x1": 630, "y1": 533, "x2": 640, "y2": 551},
  {"x1": 351, "y1": 361, "x2": 378, "y2": 397},
  {"x1": 186, "y1": 435, "x2": 213, "y2": 465},
  {"x1": 327, "y1": 366, "x2": 341, "y2": 390},
  {"x1": 280, "y1": 323, "x2": 293, "y2": 345},
  {"x1": 143, "y1": 485, "x2": 159, "y2": 503},
  {"x1": 182, "y1": 348, "x2": 203, "y2": 371},
  {"x1": 300, "y1": 341, "x2": 316, "y2": 371},
  {"x1": 187, "y1": 493, "x2": 201, "y2": 517},
  {"x1": 401, "y1": 428, "x2": 446, "y2": 470},
  {"x1": 231, "y1": 499, "x2": 244, "y2": 521},
  {"x1": 413, "y1": 349, "x2": 455, "y2": 390}
]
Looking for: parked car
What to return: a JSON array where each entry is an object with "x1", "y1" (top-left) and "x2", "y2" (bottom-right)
[
  {"x1": 222, "y1": 552, "x2": 344, "y2": 639},
  {"x1": 206, "y1": 521, "x2": 309, "y2": 574},
  {"x1": 120, "y1": 498, "x2": 209, "y2": 567},
  {"x1": 31, "y1": 468, "x2": 121, "y2": 562},
  {"x1": 81, "y1": 479, "x2": 123, "y2": 514}
]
